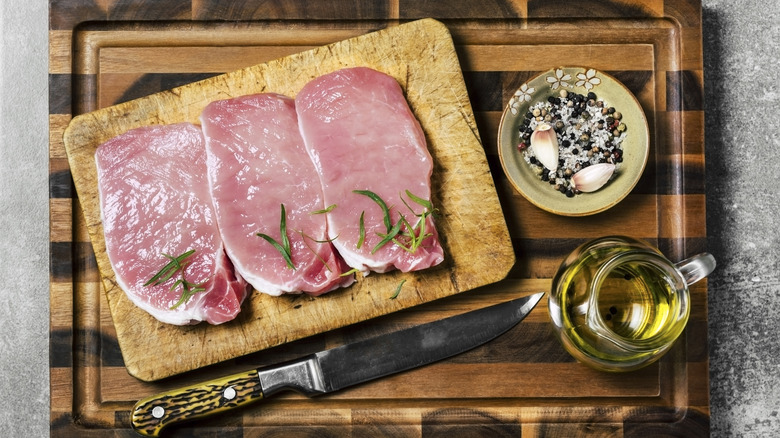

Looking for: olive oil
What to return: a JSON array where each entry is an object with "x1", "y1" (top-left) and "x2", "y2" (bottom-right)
[
  {"x1": 560, "y1": 258, "x2": 680, "y2": 344},
  {"x1": 548, "y1": 236, "x2": 695, "y2": 371}
]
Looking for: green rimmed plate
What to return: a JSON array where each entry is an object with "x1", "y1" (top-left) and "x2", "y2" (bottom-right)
[{"x1": 497, "y1": 67, "x2": 649, "y2": 216}]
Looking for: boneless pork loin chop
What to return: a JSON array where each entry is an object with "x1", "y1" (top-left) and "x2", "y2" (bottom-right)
[
  {"x1": 95, "y1": 123, "x2": 249, "y2": 325},
  {"x1": 296, "y1": 67, "x2": 445, "y2": 274},
  {"x1": 201, "y1": 93, "x2": 354, "y2": 296}
]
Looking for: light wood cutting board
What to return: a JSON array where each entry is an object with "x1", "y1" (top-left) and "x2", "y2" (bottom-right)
[{"x1": 63, "y1": 18, "x2": 515, "y2": 382}]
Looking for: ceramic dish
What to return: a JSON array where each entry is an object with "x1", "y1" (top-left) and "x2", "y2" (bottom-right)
[{"x1": 498, "y1": 67, "x2": 649, "y2": 216}]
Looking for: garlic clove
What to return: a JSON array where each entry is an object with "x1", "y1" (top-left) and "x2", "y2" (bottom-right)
[
  {"x1": 571, "y1": 163, "x2": 616, "y2": 192},
  {"x1": 530, "y1": 123, "x2": 559, "y2": 171}
]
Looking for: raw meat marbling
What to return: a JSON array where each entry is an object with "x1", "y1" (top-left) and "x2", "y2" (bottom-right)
[
  {"x1": 95, "y1": 123, "x2": 248, "y2": 325},
  {"x1": 296, "y1": 67, "x2": 445, "y2": 274},
  {"x1": 201, "y1": 93, "x2": 353, "y2": 296}
]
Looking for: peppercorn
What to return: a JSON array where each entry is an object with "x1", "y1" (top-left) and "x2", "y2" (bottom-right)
[
  {"x1": 518, "y1": 142, "x2": 527, "y2": 151},
  {"x1": 532, "y1": 108, "x2": 541, "y2": 117},
  {"x1": 613, "y1": 111, "x2": 622, "y2": 120},
  {"x1": 572, "y1": 148, "x2": 580, "y2": 155},
  {"x1": 561, "y1": 139, "x2": 571, "y2": 148},
  {"x1": 613, "y1": 129, "x2": 620, "y2": 137},
  {"x1": 580, "y1": 133, "x2": 590, "y2": 142},
  {"x1": 607, "y1": 107, "x2": 615, "y2": 114},
  {"x1": 544, "y1": 114, "x2": 553, "y2": 122},
  {"x1": 565, "y1": 189, "x2": 574, "y2": 198},
  {"x1": 555, "y1": 120, "x2": 565, "y2": 131},
  {"x1": 559, "y1": 89, "x2": 568, "y2": 98},
  {"x1": 529, "y1": 156, "x2": 537, "y2": 164},
  {"x1": 617, "y1": 123, "x2": 627, "y2": 132},
  {"x1": 587, "y1": 92, "x2": 596, "y2": 100},
  {"x1": 567, "y1": 100, "x2": 574, "y2": 108}
]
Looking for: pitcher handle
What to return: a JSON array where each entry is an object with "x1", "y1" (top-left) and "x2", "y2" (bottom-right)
[{"x1": 674, "y1": 253, "x2": 717, "y2": 285}]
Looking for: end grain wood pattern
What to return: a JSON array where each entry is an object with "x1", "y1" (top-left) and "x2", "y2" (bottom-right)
[{"x1": 49, "y1": 0, "x2": 710, "y2": 436}]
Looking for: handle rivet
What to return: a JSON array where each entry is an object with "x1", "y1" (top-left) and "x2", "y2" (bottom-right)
[
  {"x1": 223, "y1": 386, "x2": 237, "y2": 400},
  {"x1": 152, "y1": 406, "x2": 165, "y2": 419}
]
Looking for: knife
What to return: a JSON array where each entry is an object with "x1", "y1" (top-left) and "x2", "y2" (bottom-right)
[{"x1": 131, "y1": 292, "x2": 544, "y2": 436}]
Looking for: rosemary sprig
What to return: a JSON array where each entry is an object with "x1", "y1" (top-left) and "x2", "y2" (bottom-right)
[
  {"x1": 340, "y1": 267, "x2": 361, "y2": 277},
  {"x1": 144, "y1": 249, "x2": 206, "y2": 310},
  {"x1": 390, "y1": 279, "x2": 407, "y2": 299},
  {"x1": 257, "y1": 204, "x2": 295, "y2": 270},
  {"x1": 354, "y1": 190, "x2": 436, "y2": 255},
  {"x1": 169, "y1": 279, "x2": 206, "y2": 310},
  {"x1": 356, "y1": 211, "x2": 366, "y2": 249},
  {"x1": 311, "y1": 204, "x2": 337, "y2": 215},
  {"x1": 143, "y1": 249, "x2": 195, "y2": 287},
  {"x1": 404, "y1": 190, "x2": 435, "y2": 214},
  {"x1": 372, "y1": 218, "x2": 404, "y2": 254},
  {"x1": 353, "y1": 190, "x2": 392, "y2": 232},
  {"x1": 297, "y1": 230, "x2": 340, "y2": 273}
]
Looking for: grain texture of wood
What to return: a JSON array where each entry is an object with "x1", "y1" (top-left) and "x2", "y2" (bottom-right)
[
  {"x1": 50, "y1": 0, "x2": 709, "y2": 436},
  {"x1": 63, "y1": 18, "x2": 515, "y2": 382}
]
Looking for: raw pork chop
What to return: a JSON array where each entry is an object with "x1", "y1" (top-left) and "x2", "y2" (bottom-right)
[
  {"x1": 95, "y1": 123, "x2": 248, "y2": 326},
  {"x1": 201, "y1": 93, "x2": 353, "y2": 295},
  {"x1": 296, "y1": 67, "x2": 445, "y2": 274}
]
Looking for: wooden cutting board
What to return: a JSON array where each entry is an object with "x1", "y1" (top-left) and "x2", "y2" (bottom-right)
[
  {"x1": 63, "y1": 18, "x2": 515, "y2": 382},
  {"x1": 51, "y1": 2, "x2": 710, "y2": 435}
]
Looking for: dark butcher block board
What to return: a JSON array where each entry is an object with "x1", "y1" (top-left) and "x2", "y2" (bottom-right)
[
  {"x1": 63, "y1": 18, "x2": 516, "y2": 382},
  {"x1": 50, "y1": 1, "x2": 710, "y2": 436}
]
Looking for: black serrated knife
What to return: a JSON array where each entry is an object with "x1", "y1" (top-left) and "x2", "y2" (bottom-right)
[{"x1": 131, "y1": 292, "x2": 544, "y2": 436}]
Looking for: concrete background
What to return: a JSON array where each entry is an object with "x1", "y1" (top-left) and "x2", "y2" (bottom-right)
[{"x1": 1, "y1": 0, "x2": 778, "y2": 436}]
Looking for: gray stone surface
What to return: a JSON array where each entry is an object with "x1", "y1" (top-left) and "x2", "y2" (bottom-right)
[
  {"x1": 703, "y1": 1, "x2": 780, "y2": 436},
  {"x1": 1, "y1": 1, "x2": 778, "y2": 436}
]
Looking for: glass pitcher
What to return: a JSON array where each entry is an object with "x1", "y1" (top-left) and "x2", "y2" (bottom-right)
[{"x1": 548, "y1": 236, "x2": 716, "y2": 372}]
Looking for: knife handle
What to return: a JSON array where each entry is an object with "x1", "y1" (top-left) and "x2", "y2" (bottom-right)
[{"x1": 131, "y1": 369, "x2": 263, "y2": 437}]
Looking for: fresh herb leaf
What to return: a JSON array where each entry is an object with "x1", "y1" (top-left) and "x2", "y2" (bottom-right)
[
  {"x1": 340, "y1": 267, "x2": 361, "y2": 277},
  {"x1": 257, "y1": 233, "x2": 295, "y2": 270},
  {"x1": 144, "y1": 250, "x2": 205, "y2": 310},
  {"x1": 405, "y1": 190, "x2": 434, "y2": 212},
  {"x1": 357, "y1": 211, "x2": 366, "y2": 249},
  {"x1": 353, "y1": 190, "x2": 392, "y2": 232},
  {"x1": 144, "y1": 249, "x2": 195, "y2": 287},
  {"x1": 311, "y1": 204, "x2": 337, "y2": 215},
  {"x1": 257, "y1": 204, "x2": 295, "y2": 270},
  {"x1": 372, "y1": 218, "x2": 404, "y2": 254},
  {"x1": 390, "y1": 279, "x2": 407, "y2": 299},
  {"x1": 169, "y1": 279, "x2": 206, "y2": 310},
  {"x1": 297, "y1": 230, "x2": 337, "y2": 273},
  {"x1": 279, "y1": 204, "x2": 291, "y2": 261}
]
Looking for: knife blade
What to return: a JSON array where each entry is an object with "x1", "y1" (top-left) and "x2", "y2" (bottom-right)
[{"x1": 131, "y1": 292, "x2": 543, "y2": 437}]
